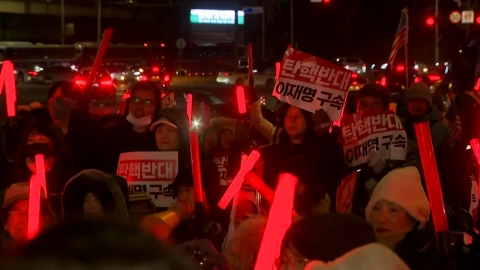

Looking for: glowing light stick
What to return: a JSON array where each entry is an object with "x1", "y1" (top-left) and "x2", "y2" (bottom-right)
[
  {"x1": 414, "y1": 122, "x2": 448, "y2": 232},
  {"x1": 27, "y1": 155, "x2": 46, "y2": 240},
  {"x1": 0, "y1": 61, "x2": 17, "y2": 117},
  {"x1": 189, "y1": 131, "x2": 203, "y2": 203},
  {"x1": 218, "y1": 151, "x2": 261, "y2": 209},
  {"x1": 187, "y1": 93, "x2": 193, "y2": 127},
  {"x1": 85, "y1": 28, "x2": 114, "y2": 92},
  {"x1": 254, "y1": 173, "x2": 298, "y2": 270},
  {"x1": 236, "y1": 85, "x2": 247, "y2": 114}
]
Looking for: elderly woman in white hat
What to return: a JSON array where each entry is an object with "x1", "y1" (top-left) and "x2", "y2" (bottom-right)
[{"x1": 365, "y1": 167, "x2": 436, "y2": 269}]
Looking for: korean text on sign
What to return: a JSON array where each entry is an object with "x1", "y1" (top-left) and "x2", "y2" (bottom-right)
[
  {"x1": 117, "y1": 151, "x2": 178, "y2": 208},
  {"x1": 272, "y1": 49, "x2": 352, "y2": 121},
  {"x1": 339, "y1": 110, "x2": 407, "y2": 167},
  {"x1": 161, "y1": 92, "x2": 177, "y2": 108}
]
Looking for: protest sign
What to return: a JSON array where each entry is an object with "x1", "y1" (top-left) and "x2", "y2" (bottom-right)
[
  {"x1": 213, "y1": 152, "x2": 230, "y2": 186},
  {"x1": 336, "y1": 171, "x2": 358, "y2": 213},
  {"x1": 161, "y1": 92, "x2": 177, "y2": 108},
  {"x1": 117, "y1": 151, "x2": 178, "y2": 208},
  {"x1": 340, "y1": 110, "x2": 407, "y2": 167},
  {"x1": 272, "y1": 48, "x2": 352, "y2": 120}
]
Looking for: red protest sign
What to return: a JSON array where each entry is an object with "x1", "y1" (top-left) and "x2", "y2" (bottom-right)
[
  {"x1": 336, "y1": 171, "x2": 358, "y2": 213},
  {"x1": 339, "y1": 110, "x2": 407, "y2": 167},
  {"x1": 272, "y1": 49, "x2": 351, "y2": 120}
]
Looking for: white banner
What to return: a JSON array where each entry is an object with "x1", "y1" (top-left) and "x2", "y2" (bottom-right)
[{"x1": 117, "y1": 151, "x2": 178, "y2": 208}]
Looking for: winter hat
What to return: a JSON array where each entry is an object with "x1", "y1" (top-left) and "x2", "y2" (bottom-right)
[
  {"x1": 62, "y1": 169, "x2": 129, "y2": 224},
  {"x1": 304, "y1": 243, "x2": 410, "y2": 270},
  {"x1": 1, "y1": 182, "x2": 49, "y2": 223},
  {"x1": 365, "y1": 167, "x2": 430, "y2": 227},
  {"x1": 281, "y1": 213, "x2": 376, "y2": 262},
  {"x1": 407, "y1": 82, "x2": 432, "y2": 106}
]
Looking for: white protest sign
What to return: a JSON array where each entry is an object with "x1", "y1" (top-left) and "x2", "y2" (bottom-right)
[
  {"x1": 339, "y1": 110, "x2": 407, "y2": 167},
  {"x1": 272, "y1": 48, "x2": 351, "y2": 120},
  {"x1": 117, "y1": 151, "x2": 178, "y2": 208}
]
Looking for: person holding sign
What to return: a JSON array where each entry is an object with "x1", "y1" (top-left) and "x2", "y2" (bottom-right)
[
  {"x1": 98, "y1": 81, "x2": 162, "y2": 173},
  {"x1": 148, "y1": 108, "x2": 221, "y2": 245}
]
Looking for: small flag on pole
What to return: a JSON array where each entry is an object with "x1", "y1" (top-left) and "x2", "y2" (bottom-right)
[{"x1": 388, "y1": 9, "x2": 409, "y2": 66}]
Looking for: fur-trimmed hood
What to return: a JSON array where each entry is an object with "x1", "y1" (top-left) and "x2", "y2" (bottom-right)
[{"x1": 62, "y1": 169, "x2": 129, "y2": 223}]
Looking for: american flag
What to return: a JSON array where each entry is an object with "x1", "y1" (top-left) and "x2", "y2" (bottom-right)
[
  {"x1": 443, "y1": 99, "x2": 462, "y2": 141},
  {"x1": 388, "y1": 9, "x2": 409, "y2": 65}
]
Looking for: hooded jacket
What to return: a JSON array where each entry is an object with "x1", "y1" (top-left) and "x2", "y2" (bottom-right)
[
  {"x1": 152, "y1": 108, "x2": 220, "y2": 204},
  {"x1": 258, "y1": 104, "x2": 346, "y2": 215},
  {"x1": 62, "y1": 169, "x2": 129, "y2": 224}
]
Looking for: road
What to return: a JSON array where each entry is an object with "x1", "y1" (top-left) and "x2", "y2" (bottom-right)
[{"x1": 15, "y1": 78, "x2": 278, "y2": 114}]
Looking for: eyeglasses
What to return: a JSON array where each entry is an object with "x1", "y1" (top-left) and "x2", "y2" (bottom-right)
[{"x1": 131, "y1": 98, "x2": 156, "y2": 107}]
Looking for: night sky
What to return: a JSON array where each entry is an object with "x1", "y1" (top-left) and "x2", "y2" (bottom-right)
[{"x1": 274, "y1": 0, "x2": 474, "y2": 65}]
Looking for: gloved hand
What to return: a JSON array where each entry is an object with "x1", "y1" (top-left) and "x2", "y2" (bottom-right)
[
  {"x1": 367, "y1": 149, "x2": 386, "y2": 174},
  {"x1": 312, "y1": 109, "x2": 331, "y2": 136}
]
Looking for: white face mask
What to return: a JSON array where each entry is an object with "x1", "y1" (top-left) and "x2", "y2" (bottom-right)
[{"x1": 126, "y1": 113, "x2": 152, "y2": 128}]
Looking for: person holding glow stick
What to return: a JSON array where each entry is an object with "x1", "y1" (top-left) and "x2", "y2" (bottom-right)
[
  {"x1": 145, "y1": 108, "x2": 224, "y2": 246},
  {"x1": 0, "y1": 182, "x2": 54, "y2": 250}
]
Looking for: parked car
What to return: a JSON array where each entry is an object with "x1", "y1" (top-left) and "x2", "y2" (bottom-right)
[
  {"x1": 332, "y1": 57, "x2": 367, "y2": 74},
  {"x1": 216, "y1": 67, "x2": 276, "y2": 89},
  {"x1": 73, "y1": 67, "x2": 116, "y2": 98},
  {"x1": 29, "y1": 66, "x2": 77, "y2": 84}
]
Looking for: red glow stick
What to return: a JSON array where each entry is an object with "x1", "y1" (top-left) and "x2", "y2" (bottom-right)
[
  {"x1": 187, "y1": 94, "x2": 193, "y2": 127},
  {"x1": 247, "y1": 43, "x2": 253, "y2": 79},
  {"x1": 235, "y1": 85, "x2": 247, "y2": 114},
  {"x1": 85, "y1": 28, "x2": 114, "y2": 92},
  {"x1": 414, "y1": 121, "x2": 449, "y2": 232},
  {"x1": 189, "y1": 131, "x2": 203, "y2": 203},
  {"x1": 471, "y1": 139, "x2": 480, "y2": 164},
  {"x1": 0, "y1": 61, "x2": 17, "y2": 117},
  {"x1": 27, "y1": 155, "x2": 46, "y2": 240},
  {"x1": 254, "y1": 173, "x2": 298, "y2": 270},
  {"x1": 275, "y1": 62, "x2": 281, "y2": 81},
  {"x1": 245, "y1": 171, "x2": 275, "y2": 204},
  {"x1": 218, "y1": 151, "x2": 261, "y2": 209}
]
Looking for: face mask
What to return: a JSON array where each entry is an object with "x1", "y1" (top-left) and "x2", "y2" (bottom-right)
[
  {"x1": 49, "y1": 97, "x2": 72, "y2": 120},
  {"x1": 25, "y1": 142, "x2": 53, "y2": 161},
  {"x1": 126, "y1": 113, "x2": 152, "y2": 128}
]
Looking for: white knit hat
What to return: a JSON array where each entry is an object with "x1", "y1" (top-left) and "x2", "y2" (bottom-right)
[
  {"x1": 365, "y1": 167, "x2": 430, "y2": 226},
  {"x1": 304, "y1": 243, "x2": 410, "y2": 270}
]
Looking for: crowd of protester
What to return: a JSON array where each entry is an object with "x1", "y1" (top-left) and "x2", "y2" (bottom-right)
[{"x1": 0, "y1": 77, "x2": 479, "y2": 270}]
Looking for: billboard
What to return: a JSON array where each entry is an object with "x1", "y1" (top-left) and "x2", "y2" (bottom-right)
[{"x1": 190, "y1": 9, "x2": 245, "y2": 25}]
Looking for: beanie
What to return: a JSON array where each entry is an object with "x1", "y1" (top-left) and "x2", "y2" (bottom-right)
[
  {"x1": 282, "y1": 213, "x2": 376, "y2": 262},
  {"x1": 407, "y1": 82, "x2": 432, "y2": 106},
  {"x1": 365, "y1": 167, "x2": 430, "y2": 226}
]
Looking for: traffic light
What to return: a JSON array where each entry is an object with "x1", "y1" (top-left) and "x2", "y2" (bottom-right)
[
  {"x1": 426, "y1": 17, "x2": 435, "y2": 26},
  {"x1": 476, "y1": 16, "x2": 480, "y2": 24}
]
